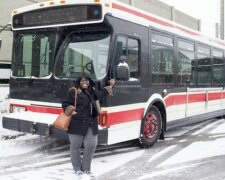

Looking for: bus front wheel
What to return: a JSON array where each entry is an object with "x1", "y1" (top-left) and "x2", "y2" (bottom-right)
[{"x1": 139, "y1": 105, "x2": 162, "y2": 148}]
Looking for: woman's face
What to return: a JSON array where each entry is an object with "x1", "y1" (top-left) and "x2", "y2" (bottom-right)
[{"x1": 80, "y1": 78, "x2": 89, "y2": 89}]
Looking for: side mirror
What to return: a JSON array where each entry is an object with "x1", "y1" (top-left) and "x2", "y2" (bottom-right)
[{"x1": 116, "y1": 64, "x2": 130, "y2": 81}]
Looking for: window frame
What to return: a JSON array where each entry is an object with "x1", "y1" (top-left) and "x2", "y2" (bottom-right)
[
  {"x1": 177, "y1": 38, "x2": 195, "y2": 85},
  {"x1": 150, "y1": 31, "x2": 175, "y2": 85},
  {"x1": 54, "y1": 30, "x2": 111, "y2": 80},
  {"x1": 196, "y1": 44, "x2": 211, "y2": 86},
  {"x1": 113, "y1": 33, "x2": 141, "y2": 84},
  {"x1": 212, "y1": 48, "x2": 224, "y2": 86},
  {"x1": 12, "y1": 29, "x2": 56, "y2": 79}
]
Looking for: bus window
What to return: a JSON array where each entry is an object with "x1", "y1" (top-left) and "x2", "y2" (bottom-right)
[
  {"x1": 212, "y1": 50, "x2": 224, "y2": 85},
  {"x1": 151, "y1": 45, "x2": 174, "y2": 84},
  {"x1": 55, "y1": 31, "x2": 110, "y2": 80},
  {"x1": 178, "y1": 40, "x2": 194, "y2": 51},
  {"x1": 13, "y1": 31, "x2": 55, "y2": 78},
  {"x1": 114, "y1": 35, "x2": 139, "y2": 81},
  {"x1": 128, "y1": 38, "x2": 139, "y2": 79},
  {"x1": 177, "y1": 40, "x2": 194, "y2": 85},
  {"x1": 197, "y1": 46, "x2": 211, "y2": 85},
  {"x1": 198, "y1": 46, "x2": 210, "y2": 55},
  {"x1": 151, "y1": 33, "x2": 174, "y2": 84},
  {"x1": 152, "y1": 33, "x2": 173, "y2": 46}
]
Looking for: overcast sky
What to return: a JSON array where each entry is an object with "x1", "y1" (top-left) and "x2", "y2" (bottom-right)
[{"x1": 160, "y1": 0, "x2": 221, "y2": 38}]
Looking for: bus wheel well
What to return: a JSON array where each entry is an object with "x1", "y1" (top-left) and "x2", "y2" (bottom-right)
[
  {"x1": 152, "y1": 101, "x2": 166, "y2": 140},
  {"x1": 139, "y1": 105, "x2": 162, "y2": 148}
]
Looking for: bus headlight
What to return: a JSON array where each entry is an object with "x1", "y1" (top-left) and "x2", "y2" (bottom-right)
[{"x1": 10, "y1": 105, "x2": 26, "y2": 113}]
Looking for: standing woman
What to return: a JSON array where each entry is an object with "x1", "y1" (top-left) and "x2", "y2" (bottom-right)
[{"x1": 62, "y1": 73, "x2": 114, "y2": 176}]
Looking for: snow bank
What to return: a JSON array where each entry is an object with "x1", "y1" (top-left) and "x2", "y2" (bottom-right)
[
  {"x1": 0, "y1": 86, "x2": 9, "y2": 113},
  {"x1": 0, "y1": 86, "x2": 18, "y2": 137}
]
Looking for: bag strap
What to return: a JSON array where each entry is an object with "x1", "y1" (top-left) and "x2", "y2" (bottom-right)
[
  {"x1": 69, "y1": 87, "x2": 78, "y2": 109},
  {"x1": 74, "y1": 88, "x2": 78, "y2": 110}
]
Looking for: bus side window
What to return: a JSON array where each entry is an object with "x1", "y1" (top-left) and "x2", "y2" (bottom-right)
[
  {"x1": 197, "y1": 46, "x2": 211, "y2": 86},
  {"x1": 151, "y1": 33, "x2": 174, "y2": 84},
  {"x1": 212, "y1": 50, "x2": 224, "y2": 86},
  {"x1": 177, "y1": 40, "x2": 194, "y2": 85},
  {"x1": 115, "y1": 41, "x2": 123, "y2": 65},
  {"x1": 114, "y1": 35, "x2": 139, "y2": 81}
]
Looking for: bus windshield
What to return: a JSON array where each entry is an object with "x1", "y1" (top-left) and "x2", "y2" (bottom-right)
[
  {"x1": 12, "y1": 31, "x2": 55, "y2": 78},
  {"x1": 55, "y1": 31, "x2": 110, "y2": 80}
]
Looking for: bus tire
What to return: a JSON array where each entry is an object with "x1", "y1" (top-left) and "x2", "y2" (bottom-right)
[{"x1": 139, "y1": 105, "x2": 162, "y2": 148}]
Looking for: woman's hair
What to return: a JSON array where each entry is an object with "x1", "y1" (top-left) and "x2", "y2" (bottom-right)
[
  {"x1": 75, "y1": 73, "x2": 98, "y2": 99},
  {"x1": 75, "y1": 73, "x2": 95, "y2": 87}
]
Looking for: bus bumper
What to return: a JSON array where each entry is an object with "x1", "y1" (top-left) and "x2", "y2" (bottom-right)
[{"x1": 2, "y1": 112, "x2": 108, "y2": 145}]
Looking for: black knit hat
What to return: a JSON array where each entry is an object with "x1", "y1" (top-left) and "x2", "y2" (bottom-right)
[{"x1": 119, "y1": 55, "x2": 127, "y2": 62}]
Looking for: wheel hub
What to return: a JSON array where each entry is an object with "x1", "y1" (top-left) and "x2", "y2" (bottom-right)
[{"x1": 144, "y1": 114, "x2": 158, "y2": 139}]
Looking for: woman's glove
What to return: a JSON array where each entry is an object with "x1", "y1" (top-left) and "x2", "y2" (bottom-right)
[
  {"x1": 109, "y1": 79, "x2": 115, "y2": 87},
  {"x1": 65, "y1": 105, "x2": 76, "y2": 116},
  {"x1": 104, "y1": 79, "x2": 115, "y2": 96}
]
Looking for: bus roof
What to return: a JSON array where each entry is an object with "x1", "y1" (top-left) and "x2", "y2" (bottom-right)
[
  {"x1": 110, "y1": 1, "x2": 225, "y2": 50},
  {"x1": 12, "y1": 0, "x2": 225, "y2": 49}
]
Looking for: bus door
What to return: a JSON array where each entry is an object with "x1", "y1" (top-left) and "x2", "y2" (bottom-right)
[
  {"x1": 176, "y1": 39, "x2": 205, "y2": 118},
  {"x1": 186, "y1": 57, "x2": 208, "y2": 117},
  {"x1": 112, "y1": 34, "x2": 142, "y2": 96},
  {"x1": 109, "y1": 35, "x2": 143, "y2": 131}
]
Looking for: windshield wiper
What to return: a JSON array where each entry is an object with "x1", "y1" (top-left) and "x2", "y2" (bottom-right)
[{"x1": 40, "y1": 39, "x2": 49, "y2": 69}]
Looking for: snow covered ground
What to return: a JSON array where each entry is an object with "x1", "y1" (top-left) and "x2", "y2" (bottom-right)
[
  {"x1": 0, "y1": 86, "x2": 143, "y2": 179},
  {"x1": 0, "y1": 86, "x2": 12, "y2": 137},
  {"x1": 1, "y1": 116, "x2": 225, "y2": 180},
  {"x1": 0, "y1": 84, "x2": 145, "y2": 179},
  {"x1": 0, "y1": 85, "x2": 9, "y2": 113},
  {"x1": 1, "y1": 84, "x2": 225, "y2": 179},
  {"x1": 0, "y1": 123, "x2": 144, "y2": 180}
]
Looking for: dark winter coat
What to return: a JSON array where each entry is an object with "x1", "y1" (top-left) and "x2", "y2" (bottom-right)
[{"x1": 62, "y1": 88, "x2": 108, "y2": 136}]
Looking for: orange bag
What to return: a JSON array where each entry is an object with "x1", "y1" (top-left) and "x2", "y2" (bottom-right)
[
  {"x1": 53, "y1": 112, "x2": 72, "y2": 131},
  {"x1": 53, "y1": 88, "x2": 77, "y2": 131}
]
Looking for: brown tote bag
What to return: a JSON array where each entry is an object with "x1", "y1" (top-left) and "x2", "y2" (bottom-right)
[{"x1": 53, "y1": 88, "x2": 77, "y2": 131}]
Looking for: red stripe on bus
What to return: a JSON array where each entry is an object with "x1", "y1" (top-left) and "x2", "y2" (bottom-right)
[
  {"x1": 208, "y1": 92, "x2": 222, "y2": 101},
  {"x1": 188, "y1": 93, "x2": 206, "y2": 103},
  {"x1": 164, "y1": 92, "x2": 223, "y2": 107},
  {"x1": 175, "y1": 26, "x2": 199, "y2": 36},
  {"x1": 112, "y1": 3, "x2": 173, "y2": 27},
  {"x1": 11, "y1": 103, "x2": 144, "y2": 126},
  {"x1": 164, "y1": 93, "x2": 206, "y2": 107},
  {"x1": 11, "y1": 104, "x2": 62, "y2": 114},
  {"x1": 11, "y1": 91, "x2": 225, "y2": 124},
  {"x1": 216, "y1": 40, "x2": 225, "y2": 46},
  {"x1": 26, "y1": 105, "x2": 63, "y2": 114},
  {"x1": 107, "y1": 108, "x2": 145, "y2": 126},
  {"x1": 165, "y1": 94, "x2": 187, "y2": 107},
  {"x1": 112, "y1": 3, "x2": 199, "y2": 36}
]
